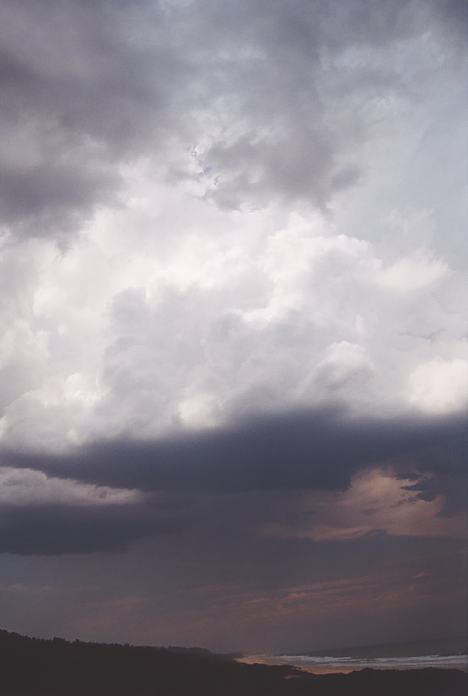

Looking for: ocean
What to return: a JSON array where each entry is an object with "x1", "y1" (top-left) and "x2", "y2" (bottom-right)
[{"x1": 240, "y1": 637, "x2": 468, "y2": 674}]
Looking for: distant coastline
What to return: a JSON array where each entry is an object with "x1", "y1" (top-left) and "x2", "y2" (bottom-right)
[
  {"x1": 238, "y1": 636, "x2": 468, "y2": 675},
  {"x1": 1, "y1": 629, "x2": 467, "y2": 694},
  {"x1": 239, "y1": 652, "x2": 468, "y2": 675}
]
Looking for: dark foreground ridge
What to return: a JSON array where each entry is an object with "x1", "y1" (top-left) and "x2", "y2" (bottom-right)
[{"x1": 0, "y1": 629, "x2": 466, "y2": 695}]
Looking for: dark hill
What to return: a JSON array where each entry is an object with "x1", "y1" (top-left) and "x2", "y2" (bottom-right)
[{"x1": 0, "y1": 629, "x2": 466, "y2": 695}]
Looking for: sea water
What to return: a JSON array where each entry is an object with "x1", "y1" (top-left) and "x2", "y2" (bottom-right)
[{"x1": 243, "y1": 637, "x2": 468, "y2": 674}]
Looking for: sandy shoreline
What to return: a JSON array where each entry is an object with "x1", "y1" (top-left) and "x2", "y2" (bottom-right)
[
  {"x1": 237, "y1": 653, "x2": 468, "y2": 675},
  {"x1": 237, "y1": 655, "x2": 358, "y2": 674}
]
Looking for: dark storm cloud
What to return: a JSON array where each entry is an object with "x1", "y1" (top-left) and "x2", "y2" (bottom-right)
[
  {"x1": 403, "y1": 439, "x2": 468, "y2": 514},
  {"x1": 2, "y1": 407, "x2": 466, "y2": 554},
  {"x1": 0, "y1": 0, "x2": 189, "y2": 238},
  {"x1": 0, "y1": 501, "x2": 182, "y2": 555},
  {"x1": 6, "y1": 407, "x2": 468, "y2": 500},
  {"x1": 0, "y1": 0, "x2": 460, "y2": 237}
]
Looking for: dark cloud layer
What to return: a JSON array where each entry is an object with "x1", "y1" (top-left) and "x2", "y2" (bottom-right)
[
  {"x1": 2, "y1": 407, "x2": 466, "y2": 555},
  {"x1": 7, "y1": 407, "x2": 467, "y2": 494},
  {"x1": 0, "y1": 501, "x2": 181, "y2": 555}
]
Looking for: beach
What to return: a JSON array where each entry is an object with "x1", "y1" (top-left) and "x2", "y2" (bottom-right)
[{"x1": 238, "y1": 651, "x2": 468, "y2": 675}]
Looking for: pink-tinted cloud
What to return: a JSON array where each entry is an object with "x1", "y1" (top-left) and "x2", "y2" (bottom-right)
[{"x1": 263, "y1": 468, "x2": 466, "y2": 541}]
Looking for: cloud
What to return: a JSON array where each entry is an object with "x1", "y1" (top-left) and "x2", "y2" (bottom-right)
[
  {"x1": 0, "y1": 0, "x2": 466, "y2": 651},
  {"x1": 1, "y1": 206, "x2": 466, "y2": 450},
  {"x1": 0, "y1": 0, "x2": 463, "y2": 242},
  {"x1": 0, "y1": 0, "x2": 464, "y2": 452},
  {"x1": 0, "y1": 466, "x2": 139, "y2": 506},
  {"x1": 5, "y1": 406, "x2": 467, "y2": 503},
  {"x1": 376, "y1": 250, "x2": 449, "y2": 293},
  {"x1": 409, "y1": 358, "x2": 468, "y2": 414},
  {"x1": 179, "y1": 0, "x2": 461, "y2": 211},
  {"x1": 0, "y1": 501, "x2": 182, "y2": 555},
  {"x1": 263, "y1": 468, "x2": 466, "y2": 542},
  {"x1": 0, "y1": 405, "x2": 464, "y2": 558},
  {"x1": 0, "y1": 0, "x2": 188, "y2": 240}
]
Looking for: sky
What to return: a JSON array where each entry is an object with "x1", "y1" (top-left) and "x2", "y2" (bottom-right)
[{"x1": 0, "y1": 0, "x2": 467, "y2": 653}]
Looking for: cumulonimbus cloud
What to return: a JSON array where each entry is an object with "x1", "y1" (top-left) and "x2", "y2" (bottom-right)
[{"x1": 4, "y1": 407, "x2": 467, "y2": 499}]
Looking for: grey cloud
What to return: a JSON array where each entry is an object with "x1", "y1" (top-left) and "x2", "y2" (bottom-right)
[
  {"x1": 403, "y1": 435, "x2": 468, "y2": 514},
  {"x1": 183, "y1": 0, "x2": 460, "y2": 209},
  {"x1": 432, "y1": 0, "x2": 468, "y2": 44},
  {"x1": 0, "y1": 157, "x2": 118, "y2": 236},
  {"x1": 0, "y1": 0, "x2": 461, "y2": 238},
  {"x1": 0, "y1": 407, "x2": 465, "y2": 650},
  {"x1": 0, "y1": 501, "x2": 182, "y2": 555},
  {"x1": 1, "y1": 510, "x2": 464, "y2": 649},
  {"x1": 0, "y1": 0, "x2": 189, "y2": 239},
  {"x1": 0, "y1": 0, "x2": 465, "y2": 651},
  {"x1": 5, "y1": 408, "x2": 467, "y2": 504}
]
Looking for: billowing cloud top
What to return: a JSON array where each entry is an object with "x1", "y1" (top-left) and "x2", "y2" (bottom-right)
[{"x1": 0, "y1": 0, "x2": 466, "y2": 651}]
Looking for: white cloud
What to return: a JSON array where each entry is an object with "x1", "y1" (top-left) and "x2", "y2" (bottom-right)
[
  {"x1": 0, "y1": 161, "x2": 466, "y2": 449},
  {"x1": 377, "y1": 249, "x2": 449, "y2": 292},
  {"x1": 0, "y1": 0, "x2": 465, "y2": 454},
  {"x1": 409, "y1": 358, "x2": 468, "y2": 414},
  {"x1": 0, "y1": 467, "x2": 140, "y2": 506}
]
